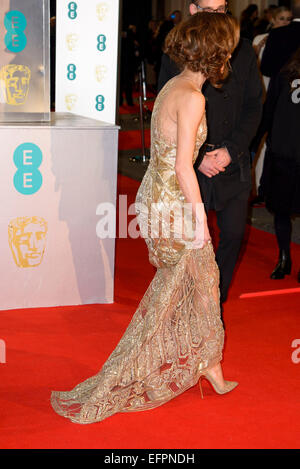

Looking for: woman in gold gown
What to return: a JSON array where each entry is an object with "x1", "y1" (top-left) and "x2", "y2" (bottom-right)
[{"x1": 51, "y1": 13, "x2": 240, "y2": 424}]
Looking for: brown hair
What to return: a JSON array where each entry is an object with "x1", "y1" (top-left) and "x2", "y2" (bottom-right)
[{"x1": 164, "y1": 12, "x2": 240, "y2": 88}]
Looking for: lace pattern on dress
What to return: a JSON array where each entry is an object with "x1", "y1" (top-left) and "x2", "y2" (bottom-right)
[{"x1": 51, "y1": 77, "x2": 224, "y2": 424}]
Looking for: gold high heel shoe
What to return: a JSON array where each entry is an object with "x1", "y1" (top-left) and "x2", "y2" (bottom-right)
[{"x1": 199, "y1": 373, "x2": 238, "y2": 399}]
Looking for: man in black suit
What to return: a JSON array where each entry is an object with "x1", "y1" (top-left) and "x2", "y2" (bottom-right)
[
  {"x1": 158, "y1": 0, "x2": 263, "y2": 307},
  {"x1": 261, "y1": 0, "x2": 300, "y2": 78}
]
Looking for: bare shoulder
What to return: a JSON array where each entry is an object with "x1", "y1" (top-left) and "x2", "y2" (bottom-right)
[
  {"x1": 177, "y1": 88, "x2": 205, "y2": 120},
  {"x1": 164, "y1": 78, "x2": 206, "y2": 124}
]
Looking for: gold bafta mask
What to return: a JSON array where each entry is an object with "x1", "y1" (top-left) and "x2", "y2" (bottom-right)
[
  {"x1": 0, "y1": 65, "x2": 31, "y2": 106},
  {"x1": 8, "y1": 217, "x2": 48, "y2": 268},
  {"x1": 96, "y1": 3, "x2": 109, "y2": 21},
  {"x1": 66, "y1": 33, "x2": 79, "y2": 51},
  {"x1": 95, "y1": 65, "x2": 107, "y2": 83},
  {"x1": 65, "y1": 94, "x2": 78, "y2": 111}
]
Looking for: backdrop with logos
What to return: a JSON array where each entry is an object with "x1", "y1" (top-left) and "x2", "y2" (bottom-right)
[
  {"x1": 0, "y1": 0, "x2": 120, "y2": 311},
  {"x1": 0, "y1": 0, "x2": 50, "y2": 122},
  {"x1": 0, "y1": 114, "x2": 118, "y2": 311},
  {"x1": 55, "y1": 0, "x2": 120, "y2": 124}
]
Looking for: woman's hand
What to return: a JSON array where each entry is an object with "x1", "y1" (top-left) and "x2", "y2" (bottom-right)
[{"x1": 193, "y1": 212, "x2": 211, "y2": 249}]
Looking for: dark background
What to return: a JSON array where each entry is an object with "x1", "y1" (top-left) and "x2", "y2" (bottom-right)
[
  {"x1": 122, "y1": 0, "x2": 152, "y2": 29},
  {"x1": 50, "y1": 0, "x2": 153, "y2": 30},
  {"x1": 50, "y1": 1, "x2": 292, "y2": 29},
  {"x1": 50, "y1": 0, "x2": 55, "y2": 17}
]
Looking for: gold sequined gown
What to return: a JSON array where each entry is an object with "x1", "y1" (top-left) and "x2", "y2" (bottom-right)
[{"x1": 51, "y1": 78, "x2": 224, "y2": 424}]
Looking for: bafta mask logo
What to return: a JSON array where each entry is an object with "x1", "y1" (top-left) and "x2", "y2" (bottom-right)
[
  {"x1": 66, "y1": 33, "x2": 79, "y2": 51},
  {"x1": 0, "y1": 65, "x2": 31, "y2": 106},
  {"x1": 95, "y1": 65, "x2": 107, "y2": 83},
  {"x1": 96, "y1": 3, "x2": 109, "y2": 22},
  {"x1": 65, "y1": 94, "x2": 78, "y2": 111},
  {"x1": 8, "y1": 217, "x2": 48, "y2": 268}
]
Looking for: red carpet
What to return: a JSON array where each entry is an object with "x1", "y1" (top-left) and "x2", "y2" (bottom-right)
[
  {"x1": 119, "y1": 102, "x2": 154, "y2": 116},
  {"x1": 118, "y1": 92, "x2": 152, "y2": 150},
  {"x1": 119, "y1": 129, "x2": 151, "y2": 151},
  {"x1": 0, "y1": 175, "x2": 300, "y2": 449},
  {"x1": 119, "y1": 91, "x2": 155, "y2": 115},
  {"x1": 119, "y1": 103, "x2": 141, "y2": 115}
]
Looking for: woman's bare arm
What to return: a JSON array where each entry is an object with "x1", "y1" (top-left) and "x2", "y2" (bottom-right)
[
  {"x1": 175, "y1": 90, "x2": 205, "y2": 217},
  {"x1": 175, "y1": 90, "x2": 210, "y2": 245}
]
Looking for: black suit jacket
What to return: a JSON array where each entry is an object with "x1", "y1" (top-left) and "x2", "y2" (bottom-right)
[
  {"x1": 158, "y1": 39, "x2": 263, "y2": 210},
  {"x1": 261, "y1": 21, "x2": 300, "y2": 78},
  {"x1": 258, "y1": 72, "x2": 300, "y2": 214}
]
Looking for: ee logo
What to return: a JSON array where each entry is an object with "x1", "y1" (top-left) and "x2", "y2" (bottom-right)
[
  {"x1": 67, "y1": 64, "x2": 77, "y2": 81},
  {"x1": 96, "y1": 95, "x2": 105, "y2": 111},
  {"x1": 4, "y1": 10, "x2": 27, "y2": 53},
  {"x1": 68, "y1": 2, "x2": 78, "y2": 20},
  {"x1": 97, "y1": 35, "x2": 107, "y2": 52},
  {"x1": 13, "y1": 143, "x2": 43, "y2": 195}
]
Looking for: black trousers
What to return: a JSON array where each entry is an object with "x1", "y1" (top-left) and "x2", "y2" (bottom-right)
[
  {"x1": 119, "y1": 69, "x2": 134, "y2": 106},
  {"x1": 274, "y1": 212, "x2": 292, "y2": 254},
  {"x1": 213, "y1": 190, "x2": 250, "y2": 304}
]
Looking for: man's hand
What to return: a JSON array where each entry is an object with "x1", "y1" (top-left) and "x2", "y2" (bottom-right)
[
  {"x1": 198, "y1": 147, "x2": 231, "y2": 178},
  {"x1": 212, "y1": 147, "x2": 232, "y2": 168}
]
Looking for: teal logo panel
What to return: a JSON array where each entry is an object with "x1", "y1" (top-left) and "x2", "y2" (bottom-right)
[
  {"x1": 96, "y1": 95, "x2": 105, "y2": 111},
  {"x1": 13, "y1": 143, "x2": 43, "y2": 195},
  {"x1": 67, "y1": 64, "x2": 77, "y2": 81},
  {"x1": 97, "y1": 35, "x2": 106, "y2": 52},
  {"x1": 4, "y1": 10, "x2": 27, "y2": 53},
  {"x1": 68, "y1": 2, "x2": 78, "y2": 19}
]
